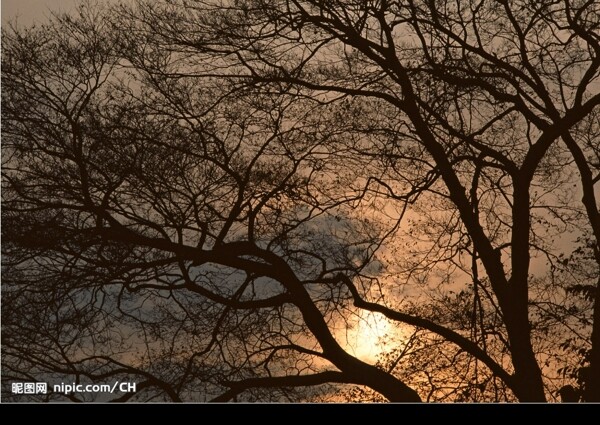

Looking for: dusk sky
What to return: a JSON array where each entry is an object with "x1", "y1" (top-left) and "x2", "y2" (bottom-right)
[
  {"x1": 1, "y1": 0, "x2": 83, "y2": 24},
  {"x1": 2, "y1": 0, "x2": 598, "y2": 404}
]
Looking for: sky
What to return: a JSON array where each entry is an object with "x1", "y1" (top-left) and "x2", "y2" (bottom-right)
[{"x1": 1, "y1": 0, "x2": 84, "y2": 25}]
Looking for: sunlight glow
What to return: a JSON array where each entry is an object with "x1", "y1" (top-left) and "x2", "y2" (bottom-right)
[{"x1": 346, "y1": 312, "x2": 393, "y2": 361}]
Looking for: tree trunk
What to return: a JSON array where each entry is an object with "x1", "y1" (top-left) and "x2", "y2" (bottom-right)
[
  {"x1": 504, "y1": 302, "x2": 547, "y2": 401},
  {"x1": 337, "y1": 352, "x2": 422, "y2": 402},
  {"x1": 584, "y1": 279, "x2": 600, "y2": 402},
  {"x1": 269, "y1": 249, "x2": 422, "y2": 402}
]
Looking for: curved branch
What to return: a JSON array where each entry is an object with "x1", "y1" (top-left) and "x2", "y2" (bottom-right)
[
  {"x1": 211, "y1": 371, "x2": 351, "y2": 402},
  {"x1": 332, "y1": 273, "x2": 515, "y2": 389}
]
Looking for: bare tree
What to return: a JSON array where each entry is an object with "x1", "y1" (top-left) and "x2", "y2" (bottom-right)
[
  {"x1": 2, "y1": 0, "x2": 599, "y2": 402},
  {"x1": 2, "y1": 3, "x2": 421, "y2": 402}
]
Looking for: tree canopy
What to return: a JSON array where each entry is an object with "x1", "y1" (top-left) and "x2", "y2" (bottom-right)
[{"x1": 2, "y1": 0, "x2": 599, "y2": 402}]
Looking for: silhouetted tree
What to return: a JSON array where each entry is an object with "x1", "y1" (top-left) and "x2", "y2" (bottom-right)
[{"x1": 2, "y1": 0, "x2": 599, "y2": 402}]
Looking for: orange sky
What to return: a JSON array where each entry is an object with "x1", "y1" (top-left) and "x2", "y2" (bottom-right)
[
  {"x1": 2, "y1": 0, "x2": 79, "y2": 24},
  {"x1": 1, "y1": 0, "x2": 127, "y2": 25}
]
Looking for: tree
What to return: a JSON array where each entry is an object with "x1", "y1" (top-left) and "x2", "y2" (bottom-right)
[{"x1": 2, "y1": 0, "x2": 599, "y2": 402}]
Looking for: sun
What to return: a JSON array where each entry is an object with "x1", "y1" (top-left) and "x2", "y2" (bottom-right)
[{"x1": 346, "y1": 311, "x2": 392, "y2": 361}]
